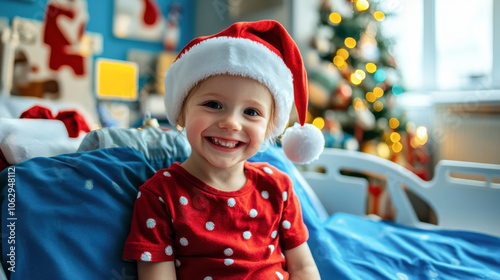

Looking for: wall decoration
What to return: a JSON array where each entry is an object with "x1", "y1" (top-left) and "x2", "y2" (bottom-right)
[
  {"x1": 0, "y1": 0, "x2": 101, "y2": 126},
  {"x1": 156, "y1": 51, "x2": 177, "y2": 95},
  {"x1": 95, "y1": 58, "x2": 138, "y2": 100},
  {"x1": 43, "y1": 0, "x2": 88, "y2": 76},
  {"x1": 163, "y1": 2, "x2": 181, "y2": 51},
  {"x1": 228, "y1": 0, "x2": 283, "y2": 18},
  {"x1": 0, "y1": 17, "x2": 8, "y2": 30},
  {"x1": 113, "y1": 0, "x2": 166, "y2": 42},
  {"x1": 127, "y1": 49, "x2": 158, "y2": 93}
]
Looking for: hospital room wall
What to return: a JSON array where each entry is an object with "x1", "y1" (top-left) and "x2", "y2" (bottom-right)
[{"x1": 0, "y1": 0, "x2": 195, "y2": 61}]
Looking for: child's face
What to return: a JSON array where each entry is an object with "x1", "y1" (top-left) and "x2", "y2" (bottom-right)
[{"x1": 180, "y1": 74, "x2": 273, "y2": 169}]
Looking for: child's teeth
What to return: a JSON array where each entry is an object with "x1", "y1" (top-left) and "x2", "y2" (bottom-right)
[{"x1": 212, "y1": 137, "x2": 237, "y2": 148}]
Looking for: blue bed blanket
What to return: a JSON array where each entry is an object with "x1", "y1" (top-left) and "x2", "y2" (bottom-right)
[
  {"x1": 250, "y1": 146, "x2": 500, "y2": 280},
  {"x1": 313, "y1": 213, "x2": 500, "y2": 279},
  {"x1": 1, "y1": 146, "x2": 500, "y2": 279}
]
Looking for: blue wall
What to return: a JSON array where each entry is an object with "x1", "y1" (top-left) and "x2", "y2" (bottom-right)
[{"x1": 0, "y1": 0, "x2": 194, "y2": 60}]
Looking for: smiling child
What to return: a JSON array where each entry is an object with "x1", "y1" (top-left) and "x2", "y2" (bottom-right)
[{"x1": 123, "y1": 20, "x2": 323, "y2": 280}]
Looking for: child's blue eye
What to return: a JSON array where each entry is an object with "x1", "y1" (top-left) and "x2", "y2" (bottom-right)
[
  {"x1": 203, "y1": 101, "x2": 222, "y2": 109},
  {"x1": 244, "y1": 108, "x2": 260, "y2": 116}
]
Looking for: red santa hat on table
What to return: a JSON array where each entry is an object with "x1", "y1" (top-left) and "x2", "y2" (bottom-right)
[{"x1": 164, "y1": 20, "x2": 324, "y2": 164}]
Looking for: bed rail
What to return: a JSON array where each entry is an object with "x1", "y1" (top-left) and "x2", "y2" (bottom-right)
[{"x1": 301, "y1": 148, "x2": 500, "y2": 237}]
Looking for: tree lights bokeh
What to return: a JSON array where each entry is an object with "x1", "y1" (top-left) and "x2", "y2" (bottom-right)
[{"x1": 306, "y1": 0, "x2": 429, "y2": 176}]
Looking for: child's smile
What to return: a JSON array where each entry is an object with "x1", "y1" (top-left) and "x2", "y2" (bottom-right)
[{"x1": 207, "y1": 137, "x2": 242, "y2": 149}]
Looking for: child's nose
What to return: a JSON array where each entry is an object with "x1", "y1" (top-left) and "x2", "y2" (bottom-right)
[{"x1": 218, "y1": 111, "x2": 242, "y2": 131}]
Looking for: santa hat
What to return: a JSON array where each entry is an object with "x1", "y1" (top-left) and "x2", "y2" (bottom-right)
[{"x1": 164, "y1": 20, "x2": 324, "y2": 164}]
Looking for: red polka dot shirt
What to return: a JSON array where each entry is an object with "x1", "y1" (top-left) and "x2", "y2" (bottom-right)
[{"x1": 123, "y1": 161, "x2": 309, "y2": 280}]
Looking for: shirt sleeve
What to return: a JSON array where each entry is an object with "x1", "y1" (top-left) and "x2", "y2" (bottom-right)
[
  {"x1": 279, "y1": 174, "x2": 309, "y2": 251},
  {"x1": 123, "y1": 185, "x2": 175, "y2": 262}
]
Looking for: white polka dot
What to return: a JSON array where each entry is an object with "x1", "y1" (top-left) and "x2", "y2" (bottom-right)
[
  {"x1": 429, "y1": 270, "x2": 438, "y2": 278},
  {"x1": 163, "y1": 171, "x2": 171, "y2": 177},
  {"x1": 282, "y1": 191, "x2": 288, "y2": 201},
  {"x1": 179, "y1": 196, "x2": 188, "y2": 205},
  {"x1": 228, "y1": 198, "x2": 236, "y2": 207},
  {"x1": 175, "y1": 259, "x2": 181, "y2": 267},
  {"x1": 271, "y1": 230, "x2": 278, "y2": 238},
  {"x1": 136, "y1": 191, "x2": 141, "y2": 199},
  {"x1": 396, "y1": 272, "x2": 409, "y2": 280},
  {"x1": 147, "y1": 218, "x2": 156, "y2": 229},
  {"x1": 451, "y1": 258, "x2": 460, "y2": 266},
  {"x1": 420, "y1": 234, "x2": 429, "y2": 240},
  {"x1": 261, "y1": 191, "x2": 269, "y2": 199},
  {"x1": 159, "y1": 197, "x2": 164, "y2": 203},
  {"x1": 180, "y1": 237, "x2": 189, "y2": 246},
  {"x1": 243, "y1": 231, "x2": 252, "y2": 240},
  {"x1": 206, "y1": 221, "x2": 215, "y2": 231},
  {"x1": 85, "y1": 180, "x2": 94, "y2": 190},
  {"x1": 281, "y1": 252, "x2": 285, "y2": 258},
  {"x1": 282, "y1": 220, "x2": 291, "y2": 229},
  {"x1": 249, "y1": 209, "x2": 258, "y2": 218},
  {"x1": 224, "y1": 248, "x2": 233, "y2": 256},
  {"x1": 204, "y1": 277, "x2": 213, "y2": 280},
  {"x1": 269, "y1": 244, "x2": 275, "y2": 253},
  {"x1": 264, "y1": 167, "x2": 273, "y2": 174},
  {"x1": 165, "y1": 245, "x2": 173, "y2": 256},
  {"x1": 141, "y1": 252, "x2": 152, "y2": 261},
  {"x1": 224, "y1": 258, "x2": 234, "y2": 266},
  {"x1": 276, "y1": 271, "x2": 284, "y2": 279}
]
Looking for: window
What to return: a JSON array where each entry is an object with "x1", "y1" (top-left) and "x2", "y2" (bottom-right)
[
  {"x1": 435, "y1": 0, "x2": 492, "y2": 90},
  {"x1": 385, "y1": 0, "x2": 498, "y2": 92}
]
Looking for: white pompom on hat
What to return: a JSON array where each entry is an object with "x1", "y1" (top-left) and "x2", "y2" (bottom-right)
[{"x1": 164, "y1": 20, "x2": 324, "y2": 164}]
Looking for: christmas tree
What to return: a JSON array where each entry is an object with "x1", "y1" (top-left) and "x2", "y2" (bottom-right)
[
  {"x1": 301, "y1": 0, "x2": 433, "y2": 219},
  {"x1": 304, "y1": 0, "x2": 430, "y2": 178}
]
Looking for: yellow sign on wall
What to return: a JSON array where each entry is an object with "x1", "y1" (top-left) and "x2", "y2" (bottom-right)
[{"x1": 96, "y1": 58, "x2": 138, "y2": 100}]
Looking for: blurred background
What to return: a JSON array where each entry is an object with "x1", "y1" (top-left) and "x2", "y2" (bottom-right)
[{"x1": 0, "y1": 0, "x2": 498, "y2": 181}]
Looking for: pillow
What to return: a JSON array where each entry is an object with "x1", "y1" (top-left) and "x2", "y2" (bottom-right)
[
  {"x1": 0, "y1": 96, "x2": 96, "y2": 127},
  {"x1": 78, "y1": 127, "x2": 191, "y2": 171},
  {"x1": 0, "y1": 147, "x2": 156, "y2": 280},
  {"x1": 0, "y1": 118, "x2": 83, "y2": 165}
]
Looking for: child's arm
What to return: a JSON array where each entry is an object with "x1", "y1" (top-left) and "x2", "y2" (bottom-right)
[
  {"x1": 284, "y1": 242, "x2": 321, "y2": 280},
  {"x1": 138, "y1": 261, "x2": 177, "y2": 280}
]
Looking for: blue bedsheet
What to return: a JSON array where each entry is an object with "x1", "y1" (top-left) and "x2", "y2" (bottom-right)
[
  {"x1": 251, "y1": 146, "x2": 500, "y2": 280},
  {"x1": 1, "y1": 146, "x2": 499, "y2": 279},
  {"x1": 316, "y1": 213, "x2": 500, "y2": 279}
]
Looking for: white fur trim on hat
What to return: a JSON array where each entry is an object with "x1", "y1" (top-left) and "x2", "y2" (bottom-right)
[{"x1": 164, "y1": 36, "x2": 294, "y2": 138}]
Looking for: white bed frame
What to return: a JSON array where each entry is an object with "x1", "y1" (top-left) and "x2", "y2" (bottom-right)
[{"x1": 300, "y1": 148, "x2": 500, "y2": 237}]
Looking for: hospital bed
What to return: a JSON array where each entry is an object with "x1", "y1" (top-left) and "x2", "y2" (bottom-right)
[{"x1": 0, "y1": 111, "x2": 499, "y2": 279}]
